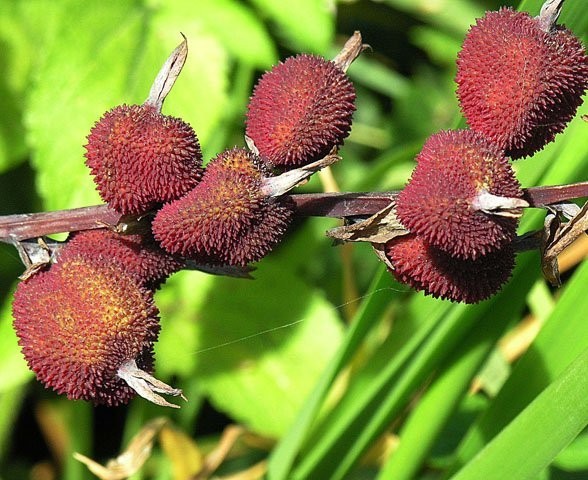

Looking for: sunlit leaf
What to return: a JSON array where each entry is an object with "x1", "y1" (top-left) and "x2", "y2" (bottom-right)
[
  {"x1": 450, "y1": 347, "x2": 588, "y2": 480},
  {"x1": 0, "y1": 0, "x2": 62, "y2": 173},
  {"x1": 248, "y1": 0, "x2": 334, "y2": 54},
  {"x1": 0, "y1": 287, "x2": 33, "y2": 393},
  {"x1": 191, "y1": 260, "x2": 343, "y2": 438},
  {"x1": 146, "y1": 0, "x2": 277, "y2": 69}
]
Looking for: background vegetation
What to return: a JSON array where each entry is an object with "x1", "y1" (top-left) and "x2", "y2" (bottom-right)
[{"x1": 0, "y1": 0, "x2": 586, "y2": 478}]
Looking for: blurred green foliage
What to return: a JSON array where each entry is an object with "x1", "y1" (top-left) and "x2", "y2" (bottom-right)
[{"x1": 0, "y1": 0, "x2": 587, "y2": 479}]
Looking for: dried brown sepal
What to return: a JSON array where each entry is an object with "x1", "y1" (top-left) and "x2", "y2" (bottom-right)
[
  {"x1": 332, "y1": 31, "x2": 369, "y2": 73},
  {"x1": 541, "y1": 201, "x2": 588, "y2": 286},
  {"x1": 537, "y1": 0, "x2": 564, "y2": 32},
  {"x1": 327, "y1": 202, "x2": 409, "y2": 244},
  {"x1": 145, "y1": 36, "x2": 188, "y2": 111},
  {"x1": 97, "y1": 213, "x2": 154, "y2": 236},
  {"x1": 371, "y1": 241, "x2": 396, "y2": 271},
  {"x1": 260, "y1": 152, "x2": 341, "y2": 197},
  {"x1": 74, "y1": 418, "x2": 168, "y2": 480},
  {"x1": 117, "y1": 360, "x2": 186, "y2": 409},
  {"x1": 13, "y1": 237, "x2": 60, "y2": 280}
]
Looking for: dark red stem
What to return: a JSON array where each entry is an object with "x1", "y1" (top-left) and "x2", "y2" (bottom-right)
[{"x1": 0, "y1": 182, "x2": 586, "y2": 242}]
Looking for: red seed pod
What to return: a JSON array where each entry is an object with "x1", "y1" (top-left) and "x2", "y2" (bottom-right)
[
  {"x1": 85, "y1": 104, "x2": 203, "y2": 214},
  {"x1": 152, "y1": 148, "x2": 294, "y2": 266},
  {"x1": 456, "y1": 8, "x2": 588, "y2": 158},
  {"x1": 59, "y1": 229, "x2": 184, "y2": 289},
  {"x1": 396, "y1": 130, "x2": 523, "y2": 260},
  {"x1": 246, "y1": 54, "x2": 356, "y2": 168},
  {"x1": 12, "y1": 255, "x2": 160, "y2": 406},
  {"x1": 385, "y1": 234, "x2": 515, "y2": 304}
]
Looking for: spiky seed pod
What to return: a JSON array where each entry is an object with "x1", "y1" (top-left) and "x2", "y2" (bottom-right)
[
  {"x1": 245, "y1": 54, "x2": 356, "y2": 168},
  {"x1": 12, "y1": 255, "x2": 160, "y2": 406},
  {"x1": 58, "y1": 229, "x2": 184, "y2": 289},
  {"x1": 396, "y1": 130, "x2": 523, "y2": 260},
  {"x1": 85, "y1": 104, "x2": 203, "y2": 214},
  {"x1": 152, "y1": 147, "x2": 294, "y2": 266},
  {"x1": 385, "y1": 234, "x2": 515, "y2": 304},
  {"x1": 456, "y1": 8, "x2": 588, "y2": 159}
]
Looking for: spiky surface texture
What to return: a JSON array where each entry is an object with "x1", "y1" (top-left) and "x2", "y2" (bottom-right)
[
  {"x1": 246, "y1": 54, "x2": 356, "y2": 167},
  {"x1": 59, "y1": 229, "x2": 183, "y2": 289},
  {"x1": 85, "y1": 104, "x2": 203, "y2": 214},
  {"x1": 12, "y1": 256, "x2": 159, "y2": 406},
  {"x1": 153, "y1": 148, "x2": 294, "y2": 266},
  {"x1": 396, "y1": 130, "x2": 522, "y2": 260},
  {"x1": 385, "y1": 234, "x2": 514, "y2": 304},
  {"x1": 456, "y1": 8, "x2": 588, "y2": 159}
]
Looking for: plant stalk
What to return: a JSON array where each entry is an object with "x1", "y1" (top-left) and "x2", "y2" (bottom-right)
[{"x1": 0, "y1": 182, "x2": 586, "y2": 242}]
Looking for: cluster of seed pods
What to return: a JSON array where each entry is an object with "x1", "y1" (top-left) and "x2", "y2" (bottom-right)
[
  {"x1": 386, "y1": 5, "x2": 588, "y2": 303},
  {"x1": 12, "y1": 42, "x2": 356, "y2": 407},
  {"x1": 10, "y1": 2, "x2": 588, "y2": 407}
]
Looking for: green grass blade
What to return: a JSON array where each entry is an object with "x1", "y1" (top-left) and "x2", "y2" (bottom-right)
[
  {"x1": 376, "y1": 290, "x2": 525, "y2": 479},
  {"x1": 267, "y1": 266, "x2": 393, "y2": 479},
  {"x1": 292, "y1": 303, "x2": 452, "y2": 480},
  {"x1": 290, "y1": 251, "x2": 539, "y2": 480},
  {"x1": 449, "y1": 347, "x2": 588, "y2": 480},
  {"x1": 63, "y1": 402, "x2": 93, "y2": 480},
  {"x1": 448, "y1": 258, "x2": 588, "y2": 476}
]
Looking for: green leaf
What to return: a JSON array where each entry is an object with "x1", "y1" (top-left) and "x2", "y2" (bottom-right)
[
  {"x1": 553, "y1": 432, "x2": 588, "y2": 472},
  {"x1": 292, "y1": 257, "x2": 539, "y2": 480},
  {"x1": 161, "y1": 261, "x2": 343, "y2": 438},
  {"x1": 154, "y1": 270, "x2": 216, "y2": 379},
  {"x1": 410, "y1": 26, "x2": 463, "y2": 67},
  {"x1": 376, "y1": 262, "x2": 536, "y2": 480},
  {"x1": 450, "y1": 347, "x2": 588, "y2": 480},
  {"x1": 0, "y1": 0, "x2": 62, "y2": 173},
  {"x1": 0, "y1": 286, "x2": 33, "y2": 394},
  {"x1": 0, "y1": 385, "x2": 26, "y2": 459},
  {"x1": 194, "y1": 260, "x2": 343, "y2": 438},
  {"x1": 25, "y1": 1, "x2": 146, "y2": 210},
  {"x1": 380, "y1": 0, "x2": 483, "y2": 36},
  {"x1": 268, "y1": 266, "x2": 395, "y2": 478},
  {"x1": 248, "y1": 0, "x2": 334, "y2": 55},
  {"x1": 148, "y1": 0, "x2": 277, "y2": 69},
  {"x1": 449, "y1": 259, "x2": 588, "y2": 476}
]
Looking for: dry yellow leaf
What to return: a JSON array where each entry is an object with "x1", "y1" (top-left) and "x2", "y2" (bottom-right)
[{"x1": 159, "y1": 424, "x2": 204, "y2": 480}]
